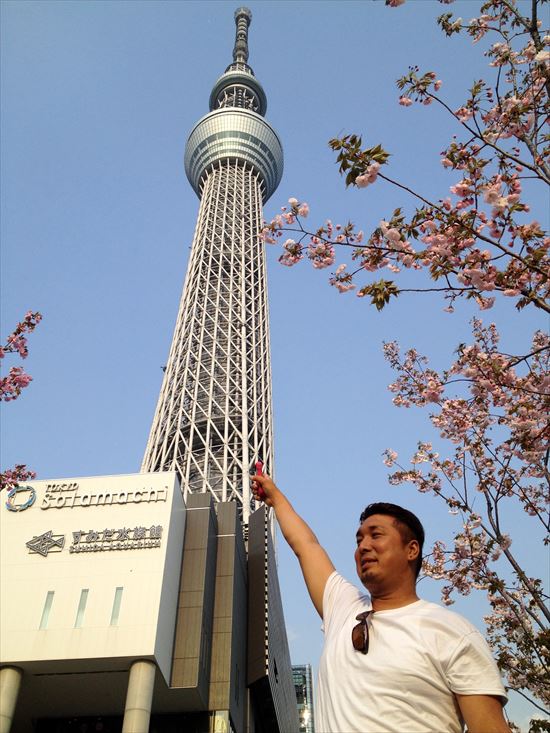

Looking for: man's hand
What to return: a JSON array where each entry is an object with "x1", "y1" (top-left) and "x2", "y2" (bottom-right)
[
  {"x1": 250, "y1": 473, "x2": 334, "y2": 618},
  {"x1": 251, "y1": 473, "x2": 278, "y2": 507}
]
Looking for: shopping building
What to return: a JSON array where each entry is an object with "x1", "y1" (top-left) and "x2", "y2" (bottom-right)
[
  {"x1": 292, "y1": 664, "x2": 315, "y2": 733},
  {"x1": 1, "y1": 473, "x2": 297, "y2": 732},
  {"x1": 1, "y1": 8, "x2": 298, "y2": 733}
]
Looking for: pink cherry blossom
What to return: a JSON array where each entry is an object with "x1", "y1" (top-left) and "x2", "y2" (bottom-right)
[
  {"x1": 383, "y1": 449, "x2": 399, "y2": 467},
  {"x1": 1, "y1": 312, "x2": 42, "y2": 495},
  {"x1": 1, "y1": 312, "x2": 42, "y2": 402},
  {"x1": 307, "y1": 241, "x2": 335, "y2": 269},
  {"x1": 0, "y1": 464, "x2": 37, "y2": 492},
  {"x1": 355, "y1": 161, "x2": 381, "y2": 188},
  {"x1": 455, "y1": 106, "x2": 473, "y2": 122}
]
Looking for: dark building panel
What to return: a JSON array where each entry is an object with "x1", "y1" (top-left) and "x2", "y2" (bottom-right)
[
  {"x1": 170, "y1": 493, "x2": 218, "y2": 710},
  {"x1": 247, "y1": 506, "x2": 299, "y2": 733},
  {"x1": 209, "y1": 501, "x2": 248, "y2": 733}
]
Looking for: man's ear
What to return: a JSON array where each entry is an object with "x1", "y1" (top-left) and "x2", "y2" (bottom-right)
[{"x1": 407, "y1": 540, "x2": 420, "y2": 562}]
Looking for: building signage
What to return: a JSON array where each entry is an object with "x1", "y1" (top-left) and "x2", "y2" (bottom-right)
[
  {"x1": 25, "y1": 525, "x2": 164, "y2": 557},
  {"x1": 6, "y1": 485, "x2": 36, "y2": 513},
  {"x1": 26, "y1": 530, "x2": 65, "y2": 557},
  {"x1": 40, "y1": 482, "x2": 168, "y2": 510},
  {"x1": 69, "y1": 525, "x2": 163, "y2": 553}
]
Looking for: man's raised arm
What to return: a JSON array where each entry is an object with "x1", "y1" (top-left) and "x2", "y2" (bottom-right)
[{"x1": 251, "y1": 474, "x2": 335, "y2": 618}]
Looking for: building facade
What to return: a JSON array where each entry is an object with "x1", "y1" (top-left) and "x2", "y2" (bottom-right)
[
  {"x1": 292, "y1": 664, "x2": 315, "y2": 733},
  {"x1": 1, "y1": 8, "x2": 298, "y2": 733},
  {"x1": 1, "y1": 473, "x2": 186, "y2": 731}
]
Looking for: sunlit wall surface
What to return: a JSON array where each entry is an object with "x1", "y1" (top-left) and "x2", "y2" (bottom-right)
[{"x1": 0, "y1": 472, "x2": 186, "y2": 731}]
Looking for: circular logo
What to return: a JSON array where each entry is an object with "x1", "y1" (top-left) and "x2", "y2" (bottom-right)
[{"x1": 6, "y1": 485, "x2": 36, "y2": 512}]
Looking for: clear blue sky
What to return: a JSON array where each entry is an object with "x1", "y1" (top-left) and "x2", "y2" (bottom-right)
[{"x1": 2, "y1": 1, "x2": 547, "y2": 728}]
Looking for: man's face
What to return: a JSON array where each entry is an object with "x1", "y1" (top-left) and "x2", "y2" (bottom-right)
[{"x1": 354, "y1": 514, "x2": 417, "y2": 590}]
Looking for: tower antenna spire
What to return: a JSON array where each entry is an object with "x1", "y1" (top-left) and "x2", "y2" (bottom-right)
[{"x1": 233, "y1": 7, "x2": 252, "y2": 64}]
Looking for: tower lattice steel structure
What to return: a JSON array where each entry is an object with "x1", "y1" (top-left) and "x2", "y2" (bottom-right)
[{"x1": 142, "y1": 7, "x2": 283, "y2": 526}]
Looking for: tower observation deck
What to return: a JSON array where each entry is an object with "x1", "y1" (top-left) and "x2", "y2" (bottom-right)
[{"x1": 142, "y1": 7, "x2": 283, "y2": 526}]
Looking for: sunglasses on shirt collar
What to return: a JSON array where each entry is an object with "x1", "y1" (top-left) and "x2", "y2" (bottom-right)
[{"x1": 352, "y1": 610, "x2": 373, "y2": 654}]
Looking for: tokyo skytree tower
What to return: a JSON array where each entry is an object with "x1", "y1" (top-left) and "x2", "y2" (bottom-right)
[{"x1": 142, "y1": 7, "x2": 283, "y2": 525}]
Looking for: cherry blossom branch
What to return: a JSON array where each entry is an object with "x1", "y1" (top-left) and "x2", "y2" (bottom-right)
[
  {"x1": 0, "y1": 311, "x2": 42, "y2": 491},
  {"x1": 376, "y1": 172, "x2": 550, "y2": 291},
  {"x1": 0, "y1": 465, "x2": 36, "y2": 493},
  {"x1": 266, "y1": 210, "x2": 550, "y2": 314},
  {"x1": 1, "y1": 311, "x2": 42, "y2": 401},
  {"x1": 464, "y1": 463, "x2": 548, "y2": 625},
  {"x1": 506, "y1": 343, "x2": 550, "y2": 368},
  {"x1": 509, "y1": 688, "x2": 550, "y2": 717},
  {"x1": 493, "y1": 448, "x2": 549, "y2": 534},
  {"x1": 430, "y1": 92, "x2": 549, "y2": 182},
  {"x1": 479, "y1": 439, "x2": 548, "y2": 532},
  {"x1": 500, "y1": 0, "x2": 550, "y2": 88},
  {"x1": 481, "y1": 479, "x2": 550, "y2": 624}
]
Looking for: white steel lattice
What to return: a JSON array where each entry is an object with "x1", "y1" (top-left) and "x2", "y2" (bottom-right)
[{"x1": 142, "y1": 160, "x2": 274, "y2": 524}]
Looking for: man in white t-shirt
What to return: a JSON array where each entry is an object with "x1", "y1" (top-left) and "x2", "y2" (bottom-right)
[{"x1": 251, "y1": 473, "x2": 510, "y2": 733}]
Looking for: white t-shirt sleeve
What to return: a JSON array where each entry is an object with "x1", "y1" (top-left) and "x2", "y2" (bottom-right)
[
  {"x1": 321, "y1": 571, "x2": 369, "y2": 634},
  {"x1": 445, "y1": 629, "x2": 508, "y2": 704}
]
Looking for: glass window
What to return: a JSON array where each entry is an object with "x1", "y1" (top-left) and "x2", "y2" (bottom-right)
[
  {"x1": 110, "y1": 587, "x2": 123, "y2": 626},
  {"x1": 74, "y1": 588, "x2": 89, "y2": 628},
  {"x1": 39, "y1": 590, "x2": 55, "y2": 629}
]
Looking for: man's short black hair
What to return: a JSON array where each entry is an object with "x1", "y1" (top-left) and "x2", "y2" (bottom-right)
[{"x1": 359, "y1": 502, "x2": 425, "y2": 579}]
